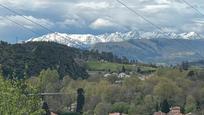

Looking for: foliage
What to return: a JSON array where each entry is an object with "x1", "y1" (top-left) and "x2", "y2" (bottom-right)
[
  {"x1": 0, "y1": 41, "x2": 125, "y2": 80},
  {"x1": 0, "y1": 75, "x2": 43, "y2": 114},
  {"x1": 1, "y1": 42, "x2": 204, "y2": 114},
  {"x1": 111, "y1": 102, "x2": 130, "y2": 114},
  {"x1": 94, "y1": 102, "x2": 111, "y2": 115},
  {"x1": 0, "y1": 41, "x2": 88, "y2": 79},
  {"x1": 184, "y1": 95, "x2": 197, "y2": 113},
  {"x1": 153, "y1": 78, "x2": 182, "y2": 100},
  {"x1": 161, "y1": 99, "x2": 170, "y2": 113},
  {"x1": 86, "y1": 61, "x2": 156, "y2": 72}
]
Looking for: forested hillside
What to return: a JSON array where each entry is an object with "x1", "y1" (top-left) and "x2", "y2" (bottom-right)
[{"x1": 0, "y1": 41, "x2": 123, "y2": 79}]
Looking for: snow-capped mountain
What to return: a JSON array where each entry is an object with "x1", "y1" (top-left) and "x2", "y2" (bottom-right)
[
  {"x1": 26, "y1": 30, "x2": 203, "y2": 49},
  {"x1": 178, "y1": 32, "x2": 202, "y2": 40},
  {"x1": 26, "y1": 30, "x2": 204, "y2": 64},
  {"x1": 26, "y1": 31, "x2": 141, "y2": 48}
]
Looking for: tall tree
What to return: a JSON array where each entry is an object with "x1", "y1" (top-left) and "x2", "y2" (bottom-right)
[{"x1": 161, "y1": 99, "x2": 170, "y2": 113}]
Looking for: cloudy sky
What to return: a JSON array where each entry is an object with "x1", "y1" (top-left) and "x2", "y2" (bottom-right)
[{"x1": 0, "y1": 0, "x2": 204, "y2": 43}]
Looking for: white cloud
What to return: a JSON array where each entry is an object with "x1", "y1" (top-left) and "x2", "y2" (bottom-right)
[
  {"x1": 0, "y1": 15, "x2": 54, "y2": 29},
  {"x1": 140, "y1": 4, "x2": 170, "y2": 13},
  {"x1": 0, "y1": 0, "x2": 204, "y2": 42},
  {"x1": 58, "y1": 18, "x2": 86, "y2": 28},
  {"x1": 0, "y1": 0, "x2": 70, "y2": 10},
  {"x1": 89, "y1": 18, "x2": 117, "y2": 29},
  {"x1": 181, "y1": 22, "x2": 204, "y2": 33},
  {"x1": 155, "y1": 0, "x2": 171, "y2": 4},
  {"x1": 193, "y1": 19, "x2": 204, "y2": 24},
  {"x1": 181, "y1": 19, "x2": 204, "y2": 33},
  {"x1": 75, "y1": 1, "x2": 111, "y2": 10}
]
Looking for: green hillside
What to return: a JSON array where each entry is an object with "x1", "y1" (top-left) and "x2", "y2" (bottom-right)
[
  {"x1": 0, "y1": 41, "x2": 123, "y2": 79},
  {"x1": 86, "y1": 61, "x2": 157, "y2": 73}
]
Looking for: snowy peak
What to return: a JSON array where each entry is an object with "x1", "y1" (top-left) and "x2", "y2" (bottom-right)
[
  {"x1": 27, "y1": 33, "x2": 87, "y2": 48},
  {"x1": 179, "y1": 32, "x2": 201, "y2": 40},
  {"x1": 26, "y1": 31, "x2": 203, "y2": 49},
  {"x1": 26, "y1": 31, "x2": 140, "y2": 48}
]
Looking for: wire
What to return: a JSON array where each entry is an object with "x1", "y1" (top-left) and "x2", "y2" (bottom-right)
[
  {"x1": 115, "y1": 0, "x2": 204, "y2": 59},
  {"x1": 116, "y1": 0, "x2": 163, "y2": 30},
  {"x1": 181, "y1": 0, "x2": 204, "y2": 17},
  {"x1": 0, "y1": 3, "x2": 81, "y2": 46},
  {"x1": 0, "y1": 4, "x2": 53, "y2": 33},
  {"x1": 4, "y1": 16, "x2": 40, "y2": 36},
  {"x1": 180, "y1": 0, "x2": 204, "y2": 38},
  {"x1": 28, "y1": 93, "x2": 73, "y2": 96},
  {"x1": 0, "y1": 1, "x2": 203, "y2": 59}
]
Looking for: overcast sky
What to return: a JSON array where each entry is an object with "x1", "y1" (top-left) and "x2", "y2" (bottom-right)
[{"x1": 0, "y1": 0, "x2": 204, "y2": 43}]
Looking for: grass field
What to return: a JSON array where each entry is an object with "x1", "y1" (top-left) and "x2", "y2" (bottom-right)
[{"x1": 85, "y1": 61, "x2": 157, "y2": 72}]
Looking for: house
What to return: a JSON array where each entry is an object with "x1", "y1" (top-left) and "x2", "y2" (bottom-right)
[
  {"x1": 51, "y1": 112, "x2": 58, "y2": 115},
  {"x1": 118, "y1": 73, "x2": 130, "y2": 78},
  {"x1": 104, "y1": 73, "x2": 112, "y2": 78},
  {"x1": 109, "y1": 112, "x2": 127, "y2": 115},
  {"x1": 168, "y1": 106, "x2": 183, "y2": 115},
  {"x1": 154, "y1": 106, "x2": 184, "y2": 115},
  {"x1": 154, "y1": 112, "x2": 166, "y2": 115}
]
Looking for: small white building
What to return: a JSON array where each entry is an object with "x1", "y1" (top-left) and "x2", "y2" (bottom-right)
[{"x1": 118, "y1": 73, "x2": 130, "y2": 78}]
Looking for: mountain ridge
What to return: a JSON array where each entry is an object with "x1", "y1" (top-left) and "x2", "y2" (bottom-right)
[
  {"x1": 25, "y1": 30, "x2": 204, "y2": 64},
  {"x1": 26, "y1": 30, "x2": 203, "y2": 49}
]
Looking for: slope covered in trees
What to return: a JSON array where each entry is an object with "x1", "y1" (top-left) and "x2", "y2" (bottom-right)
[{"x1": 0, "y1": 41, "x2": 123, "y2": 79}]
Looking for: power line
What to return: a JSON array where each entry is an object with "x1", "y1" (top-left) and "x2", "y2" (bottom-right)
[
  {"x1": 181, "y1": 0, "x2": 204, "y2": 17},
  {"x1": 116, "y1": 0, "x2": 172, "y2": 39},
  {"x1": 28, "y1": 93, "x2": 73, "y2": 96},
  {"x1": 0, "y1": 3, "x2": 79, "y2": 46},
  {"x1": 0, "y1": 4, "x2": 53, "y2": 33},
  {"x1": 116, "y1": 0, "x2": 163, "y2": 31},
  {"x1": 115, "y1": 0, "x2": 204, "y2": 59},
  {"x1": 4, "y1": 16, "x2": 40, "y2": 36},
  {"x1": 178, "y1": 0, "x2": 203, "y2": 39}
]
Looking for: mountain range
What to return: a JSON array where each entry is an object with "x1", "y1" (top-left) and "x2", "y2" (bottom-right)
[
  {"x1": 26, "y1": 31, "x2": 203, "y2": 48},
  {"x1": 26, "y1": 30, "x2": 204, "y2": 64}
]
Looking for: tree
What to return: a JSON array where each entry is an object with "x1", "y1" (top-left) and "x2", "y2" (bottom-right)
[
  {"x1": 143, "y1": 95, "x2": 157, "y2": 114},
  {"x1": 161, "y1": 99, "x2": 170, "y2": 113},
  {"x1": 38, "y1": 68, "x2": 60, "y2": 92},
  {"x1": 128, "y1": 95, "x2": 157, "y2": 115},
  {"x1": 37, "y1": 69, "x2": 66, "y2": 111},
  {"x1": 94, "y1": 102, "x2": 111, "y2": 115},
  {"x1": 181, "y1": 61, "x2": 189, "y2": 71},
  {"x1": 184, "y1": 95, "x2": 197, "y2": 113},
  {"x1": 122, "y1": 77, "x2": 142, "y2": 102},
  {"x1": 121, "y1": 65, "x2": 126, "y2": 73},
  {"x1": 0, "y1": 75, "x2": 43, "y2": 114},
  {"x1": 0, "y1": 64, "x2": 2, "y2": 76},
  {"x1": 111, "y1": 102, "x2": 130, "y2": 114},
  {"x1": 187, "y1": 71, "x2": 196, "y2": 80},
  {"x1": 153, "y1": 78, "x2": 181, "y2": 100}
]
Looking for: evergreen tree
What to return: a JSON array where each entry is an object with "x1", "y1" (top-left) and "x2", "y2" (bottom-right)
[
  {"x1": 121, "y1": 65, "x2": 126, "y2": 73},
  {"x1": 161, "y1": 99, "x2": 170, "y2": 113},
  {"x1": 181, "y1": 61, "x2": 189, "y2": 71}
]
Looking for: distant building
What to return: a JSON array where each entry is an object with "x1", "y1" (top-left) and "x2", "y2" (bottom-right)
[
  {"x1": 154, "y1": 106, "x2": 184, "y2": 115},
  {"x1": 68, "y1": 103, "x2": 76, "y2": 112},
  {"x1": 109, "y1": 112, "x2": 128, "y2": 115},
  {"x1": 118, "y1": 73, "x2": 130, "y2": 78},
  {"x1": 104, "y1": 73, "x2": 112, "y2": 78},
  {"x1": 51, "y1": 112, "x2": 58, "y2": 115},
  {"x1": 103, "y1": 72, "x2": 130, "y2": 78},
  {"x1": 154, "y1": 112, "x2": 166, "y2": 115},
  {"x1": 168, "y1": 106, "x2": 183, "y2": 115}
]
